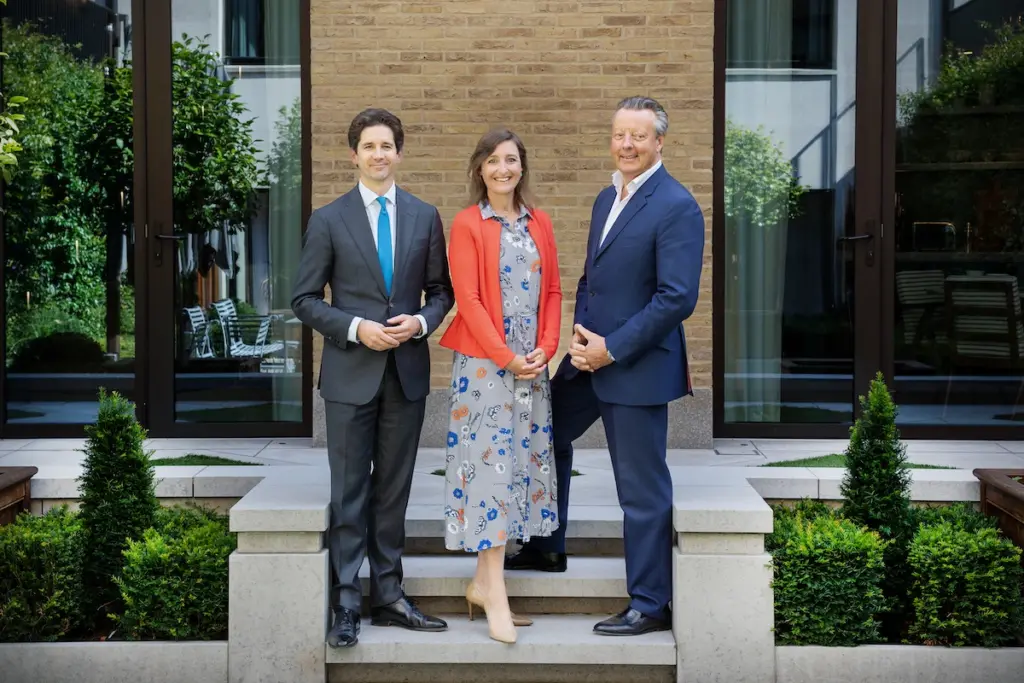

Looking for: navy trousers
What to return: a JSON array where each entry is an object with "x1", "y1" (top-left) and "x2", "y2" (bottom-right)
[{"x1": 528, "y1": 369, "x2": 673, "y2": 620}]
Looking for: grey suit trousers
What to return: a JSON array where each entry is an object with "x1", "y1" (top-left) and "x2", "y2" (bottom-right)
[{"x1": 325, "y1": 352, "x2": 425, "y2": 612}]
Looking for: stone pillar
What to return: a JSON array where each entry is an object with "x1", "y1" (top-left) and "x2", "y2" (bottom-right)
[
  {"x1": 228, "y1": 477, "x2": 330, "y2": 683},
  {"x1": 672, "y1": 483, "x2": 776, "y2": 683}
]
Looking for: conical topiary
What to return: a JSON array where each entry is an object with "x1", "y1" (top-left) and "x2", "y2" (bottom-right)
[
  {"x1": 839, "y1": 372, "x2": 915, "y2": 639},
  {"x1": 77, "y1": 389, "x2": 158, "y2": 629},
  {"x1": 840, "y1": 373, "x2": 913, "y2": 535}
]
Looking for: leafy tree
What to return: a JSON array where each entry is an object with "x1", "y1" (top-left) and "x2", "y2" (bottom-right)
[
  {"x1": 0, "y1": 0, "x2": 26, "y2": 181},
  {"x1": 1, "y1": 20, "x2": 106, "y2": 321},
  {"x1": 169, "y1": 35, "x2": 261, "y2": 237}
]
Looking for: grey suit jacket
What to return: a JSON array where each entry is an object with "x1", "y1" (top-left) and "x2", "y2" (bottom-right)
[{"x1": 291, "y1": 186, "x2": 454, "y2": 405}]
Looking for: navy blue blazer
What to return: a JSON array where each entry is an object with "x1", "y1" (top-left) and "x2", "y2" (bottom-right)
[{"x1": 561, "y1": 163, "x2": 705, "y2": 406}]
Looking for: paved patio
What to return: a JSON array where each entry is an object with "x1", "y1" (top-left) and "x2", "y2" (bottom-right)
[{"x1": 3, "y1": 437, "x2": 1024, "y2": 471}]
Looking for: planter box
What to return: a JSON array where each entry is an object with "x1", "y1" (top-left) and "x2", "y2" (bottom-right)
[
  {"x1": 776, "y1": 644, "x2": 1024, "y2": 683},
  {"x1": 974, "y1": 468, "x2": 1024, "y2": 559},
  {"x1": 0, "y1": 466, "x2": 36, "y2": 526},
  {"x1": 0, "y1": 641, "x2": 227, "y2": 683}
]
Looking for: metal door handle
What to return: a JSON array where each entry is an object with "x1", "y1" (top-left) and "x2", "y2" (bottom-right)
[{"x1": 837, "y1": 234, "x2": 873, "y2": 242}]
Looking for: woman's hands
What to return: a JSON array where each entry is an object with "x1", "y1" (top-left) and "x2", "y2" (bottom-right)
[{"x1": 506, "y1": 348, "x2": 548, "y2": 380}]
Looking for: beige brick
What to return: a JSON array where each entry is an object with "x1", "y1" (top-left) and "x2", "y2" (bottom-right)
[{"x1": 311, "y1": 0, "x2": 714, "y2": 391}]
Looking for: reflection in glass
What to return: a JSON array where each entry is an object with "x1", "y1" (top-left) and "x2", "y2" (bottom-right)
[
  {"x1": 723, "y1": 0, "x2": 857, "y2": 423},
  {"x1": 2, "y1": 2, "x2": 134, "y2": 424},
  {"x1": 170, "y1": 0, "x2": 302, "y2": 423},
  {"x1": 893, "y1": 3, "x2": 1024, "y2": 426}
]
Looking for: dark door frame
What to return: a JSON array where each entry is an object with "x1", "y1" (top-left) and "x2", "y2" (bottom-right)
[
  {"x1": 141, "y1": 0, "x2": 312, "y2": 438},
  {"x1": 712, "y1": 0, "x2": 888, "y2": 439}
]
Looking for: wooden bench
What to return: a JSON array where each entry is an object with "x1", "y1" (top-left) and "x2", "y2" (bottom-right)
[{"x1": 0, "y1": 466, "x2": 37, "y2": 526}]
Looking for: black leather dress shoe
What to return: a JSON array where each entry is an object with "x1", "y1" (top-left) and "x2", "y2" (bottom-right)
[
  {"x1": 327, "y1": 608, "x2": 360, "y2": 647},
  {"x1": 593, "y1": 608, "x2": 671, "y2": 636},
  {"x1": 504, "y1": 546, "x2": 567, "y2": 572},
  {"x1": 370, "y1": 596, "x2": 447, "y2": 631}
]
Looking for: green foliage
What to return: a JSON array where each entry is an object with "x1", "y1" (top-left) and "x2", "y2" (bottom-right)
[
  {"x1": 907, "y1": 524, "x2": 1024, "y2": 647},
  {"x1": 112, "y1": 506, "x2": 235, "y2": 641},
  {"x1": 840, "y1": 373, "x2": 914, "y2": 538},
  {"x1": 0, "y1": 507, "x2": 84, "y2": 642},
  {"x1": 169, "y1": 35, "x2": 261, "y2": 237},
  {"x1": 767, "y1": 498, "x2": 834, "y2": 553},
  {"x1": 8, "y1": 331, "x2": 106, "y2": 373},
  {"x1": 723, "y1": 119, "x2": 807, "y2": 228},
  {"x1": 912, "y1": 502, "x2": 999, "y2": 535},
  {"x1": 0, "y1": 0, "x2": 26, "y2": 181},
  {"x1": 839, "y1": 373, "x2": 916, "y2": 637},
  {"x1": 265, "y1": 97, "x2": 301, "y2": 194},
  {"x1": 78, "y1": 390, "x2": 158, "y2": 627},
  {"x1": 900, "y1": 18, "x2": 1024, "y2": 120},
  {"x1": 3, "y1": 26, "x2": 261, "y2": 326},
  {"x1": 771, "y1": 514, "x2": 888, "y2": 646},
  {"x1": 1, "y1": 21, "x2": 107, "y2": 321}
]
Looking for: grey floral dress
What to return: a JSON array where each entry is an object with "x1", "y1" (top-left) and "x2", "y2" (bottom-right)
[{"x1": 444, "y1": 203, "x2": 558, "y2": 552}]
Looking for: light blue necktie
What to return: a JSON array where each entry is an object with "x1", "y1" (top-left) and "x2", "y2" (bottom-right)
[{"x1": 376, "y1": 196, "x2": 393, "y2": 294}]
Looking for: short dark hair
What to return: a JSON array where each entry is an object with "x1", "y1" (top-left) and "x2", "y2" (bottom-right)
[
  {"x1": 467, "y1": 128, "x2": 534, "y2": 211},
  {"x1": 347, "y1": 108, "x2": 404, "y2": 152}
]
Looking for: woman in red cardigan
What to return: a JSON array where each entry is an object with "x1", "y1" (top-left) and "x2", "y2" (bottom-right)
[{"x1": 439, "y1": 128, "x2": 562, "y2": 644}]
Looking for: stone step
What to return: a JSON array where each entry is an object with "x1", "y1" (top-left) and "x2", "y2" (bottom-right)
[
  {"x1": 359, "y1": 555, "x2": 628, "y2": 615},
  {"x1": 325, "y1": 614, "x2": 676, "y2": 666},
  {"x1": 360, "y1": 555, "x2": 626, "y2": 598}
]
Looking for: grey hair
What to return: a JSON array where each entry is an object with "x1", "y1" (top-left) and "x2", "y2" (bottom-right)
[{"x1": 614, "y1": 96, "x2": 669, "y2": 137}]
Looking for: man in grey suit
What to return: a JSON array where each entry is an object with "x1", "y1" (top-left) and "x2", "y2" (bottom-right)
[{"x1": 291, "y1": 108, "x2": 454, "y2": 648}]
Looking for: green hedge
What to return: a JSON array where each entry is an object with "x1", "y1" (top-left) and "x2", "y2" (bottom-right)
[
  {"x1": 907, "y1": 524, "x2": 1024, "y2": 647},
  {"x1": 111, "y1": 506, "x2": 236, "y2": 641},
  {"x1": 0, "y1": 507, "x2": 84, "y2": 642},
  {"x1": 771, "y1": 514, "x2": 888, "y2": 646}
]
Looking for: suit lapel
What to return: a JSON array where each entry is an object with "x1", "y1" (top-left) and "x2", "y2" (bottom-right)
[
  {"x1": 594, "y1": 165, "x2": 666, "y2": 261},
  {"x1": 588, "y1": 190, "x2": 614, "y2": 263},
  {"x1": 394, "y1": 189, "x2": 418, "y2": 292},
  {"x1": 338, "y1": 188, "x2": 387, "y2": 296}
]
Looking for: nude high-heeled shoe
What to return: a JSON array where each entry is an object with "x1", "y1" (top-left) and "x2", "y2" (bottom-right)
[
  {"x1": 466, "y1": 581, "x2": 533, "y2": 627},
  {"x1": 465, "y1": 582, "x2": 517, "y2": 643}
]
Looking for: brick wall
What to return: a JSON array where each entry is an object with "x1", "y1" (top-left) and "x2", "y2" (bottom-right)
[{"x1": 309, "y1": 0, "x2": 714, "y2": 392}]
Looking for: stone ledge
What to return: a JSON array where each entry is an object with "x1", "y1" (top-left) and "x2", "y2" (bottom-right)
[
  {"x1": 228, "y1": 475, "x2": 328, "y2": 533},
  {"x1": 673, "y1": 484, "x2": 774, "y2": 534},
  {"x1": 0, "y1": 641, "x2": 227, "y2": 683},
  {"x1": 776, "y1": 644, "x2": 1024, "y2": 683},
  {"x1": 325, "y1": 615, "x2": 676, "y2": 665},
  {"x1": 359, "y1": 556, "x2": 626, "y2": 598}
]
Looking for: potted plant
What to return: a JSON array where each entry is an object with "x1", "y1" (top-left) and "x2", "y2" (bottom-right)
[{"x1": 973, "y1": 467, "x2": 1024, "y2": 563}]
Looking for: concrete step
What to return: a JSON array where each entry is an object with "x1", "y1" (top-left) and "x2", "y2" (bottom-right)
[
  {"x1": 359, "y1": 556, "x2": 628, "y2": 615},
  {"x1": 325, "y1": 614, "x2": 676, "y2": 666}
]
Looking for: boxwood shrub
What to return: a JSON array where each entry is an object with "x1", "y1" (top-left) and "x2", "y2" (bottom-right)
[
  {"x1": 0, "y1": 506, "x2": 84, "y2": 642},
  {"x1": 907, "y1": 523, "x2": 1024, "y2": 647},
  {"x1": 771, "y1": 513, "x2": 888, "y2": 646},
  {"x1": 111, "y1": 505, "x2": 236, "y2": 641}
]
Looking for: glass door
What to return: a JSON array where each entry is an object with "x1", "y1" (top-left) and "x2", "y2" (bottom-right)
[
  {"x1": 885, "y1": 0, "x2": 1024, "y2": 437},
  {"x1": 0, "y1": 0, "x2": 139, "y2": 436},
  {"x1": 143, "y1": 0, "x2": 309, "y2": 436},
  {"x1": 716, "y1": 0, "x2": 886, "y2": 437}
]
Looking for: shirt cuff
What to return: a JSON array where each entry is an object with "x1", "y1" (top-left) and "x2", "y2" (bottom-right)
[
  {"x1": 413, "y1": 314, "x2": 428, "y2": 338},
  {"x1": 348, "y1": 316, "x2": 362, "y2": 344}
]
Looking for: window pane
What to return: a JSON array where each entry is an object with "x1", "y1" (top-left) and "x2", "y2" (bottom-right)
[
  {"x1": 2, "y1": 0, "x2": 135, "y2": 424},
  {"x1": 169, "y1": 0, "x2": 303, "y2": 423},
  {"x1": 723, "y1": 0, "x2": 856, "y2": 424},
  {"x1": 892, "y1": 3, "x2": 1024, "y2": 426}
]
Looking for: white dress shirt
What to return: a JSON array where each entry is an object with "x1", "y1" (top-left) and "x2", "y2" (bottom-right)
[
  {"x1": 347, "y1": 181, "x2": 428, "y2": 343},
  {"x1": 599, "y1": 159, "x2": 663, "y2": 246}
]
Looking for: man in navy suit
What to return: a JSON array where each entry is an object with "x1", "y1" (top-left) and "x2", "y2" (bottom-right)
[{"x1": 505, "y1": 96, "x2": 705, "y2": 636}]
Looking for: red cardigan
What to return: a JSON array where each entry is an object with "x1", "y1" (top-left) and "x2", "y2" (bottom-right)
[{"x1": 439, "y1": 204, "x2": 562, "y2": 369}]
